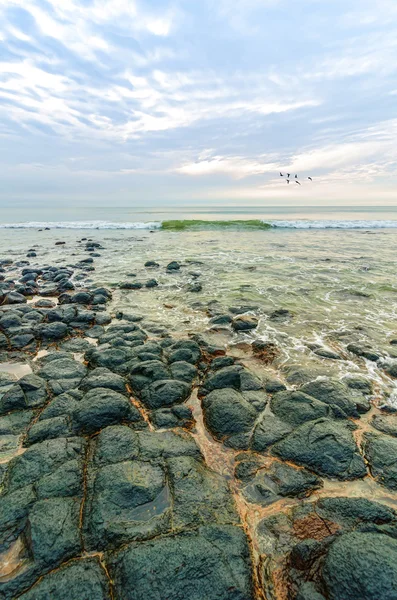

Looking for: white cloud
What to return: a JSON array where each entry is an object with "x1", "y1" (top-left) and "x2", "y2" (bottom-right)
[{"x1": 176, "y1": 155, "x2": 279, "y2": 178}]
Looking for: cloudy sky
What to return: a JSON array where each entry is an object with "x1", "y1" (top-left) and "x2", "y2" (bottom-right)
[{"x1": 1, "y1": 0, "x2": 397, "y2": 207}]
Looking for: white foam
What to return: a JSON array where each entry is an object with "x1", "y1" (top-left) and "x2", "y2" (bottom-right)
[
  {"x1": 0, "y1": 219, "x2": 397, "y2": 230},
  {"x1": 268, "y1": 220, "x2": 397, "y2": 229},
  {"x1": 0, "y1": 221, "x2": 162, "y2": 230}
]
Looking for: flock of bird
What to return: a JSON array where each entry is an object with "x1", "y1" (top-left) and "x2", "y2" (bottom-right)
[{"x1": 280, "y1": 172, "x2": 313, "y2": 185}]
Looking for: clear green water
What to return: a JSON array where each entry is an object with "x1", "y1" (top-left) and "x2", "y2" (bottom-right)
[{"x1": 2, "y1": 226, "x2": 397, "y2": 403}]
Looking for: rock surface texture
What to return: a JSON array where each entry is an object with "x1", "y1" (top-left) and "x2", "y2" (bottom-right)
[{"x1": 0, "y1": 251, "x2": 396, "y2": 600}]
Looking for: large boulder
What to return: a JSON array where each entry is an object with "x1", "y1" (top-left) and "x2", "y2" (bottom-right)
[
  {"x1": 272, "y1": 418, "x2": 367, "y2": 480},
  {"x1": 322, "y1": 532, "x2": 397, "y2": 600},
  {"x1": 108, "y1": 525, "x2": 253, "y2": 600},
  {"x1": 72, "y1": 388, "x2": 144, "y2": 434}
]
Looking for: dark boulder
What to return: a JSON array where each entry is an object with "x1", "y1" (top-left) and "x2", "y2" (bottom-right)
[
  {"x1": 18, "y1": 557, "x2": 112, "y2": 600},
  {"x1": 272, "y1": 418, "x2": 367, "y2": 480},
  {"x1": 73, "y1": 388, "x2": 144, "y2": 434},
  {"x1": 140, "y1": 379, "x2": 191, "y2": 409},
  {"x1": 108, "y1": 525, "x2": 252, "y2": 600},
  {"x1": 322, "y1": 531, "x2": 397, "y2": 600},
  {"x1": 363, "y1": 432, "x2": 397, "y2": 490},
  {"x1": 232, "y1": 315, "x2": 258, "y2": 331}
]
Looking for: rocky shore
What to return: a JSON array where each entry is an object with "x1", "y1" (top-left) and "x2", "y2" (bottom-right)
[{"x1": 1, "y1": 239, "x2": 397, "y2": 600}]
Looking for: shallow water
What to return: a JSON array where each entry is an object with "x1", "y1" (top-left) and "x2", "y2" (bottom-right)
[{"x1": 1, "y1": 226, "x2": 397, "y2": 401}]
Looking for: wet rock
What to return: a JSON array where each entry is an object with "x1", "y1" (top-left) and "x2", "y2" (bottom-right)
[
  {"x1": 300, "y1": 378, "x2": 368, "y2": 417},
  {"x1": 282, "y1": 363, "x2": 331, "y2": 386},
  {"x1": 371, "y1": 414, "x2": 397, "y2": 437},
  {"x1": 5, "y1": 437, "x2": 85, "y2": 492},
  {"x1": 262, "y1": 376, "x2": 287, "y2": 393},
  {"x1": 0, "y1": 409, "x2": 34, "y2": 435},
  {"x1": 363, "y1": 432, "x2": 397, "y2": 490},
  {"x1": 347, "y1": 342, "x2": 381, "y2": 362},
  {"x1": 251, "y1": 414, "x2": 294, "y2": 451},
  {"x1": 0, "y1": 375, "x2": 47, "y2": 414},
  {"x1": 108, "y1": 525, "x2": 252, "y2": 600},
  {"x1": 381, "y1": 360, "x2": 397, "y2": 378},
  {"x1": 71, "y1": 292, "x2": 92, "y2": 305},
  {"x1": 169, "y1": 360, "x2": 197, "y2": 383},
  {"x1": 119, "y1": 282, "x2": 143, "y2": 290},
  {"x1": 272, "y1": 418, "x2": 367, "y2": 480},
  {"x1": 210, "y1": 356, "x2": 235, "y2": 370},
  {"x1": 145, "y1": 279, "x2": 158, "y2": 288},
  {"x1": 209, "y1": 314, "x2": 232, "y2": 326},
  {"x1": 140, "y1": 379, "x2": 191, "y2": 409},
  {"x1": 28, "y1": 497, "x2": 81, "y2": 567},
  {"x1": 80, "y1": 368, "x2": 127, "y2": 394},
  {"x1": 38, "y1": 390, "x2": 82, "y2": 422},
  {"x1": 252, "y1": 340, "x2": 280, "y2": 364},
  {"x1": 313, "y1": 348, "x2": 342, "y2": 360},
  {"x1": 186, "y1": 282, "x2": 202, "y2": 293},
  {"x1": 84, "y1": 459, "x2": 169, "y2": 550},
  {"x1": 269, "y1": 308, "x2": 292, "y2": 320},
  {"x1": 26, "y1": 415, "x2": 72, "y2": 445},
  {"x1": 73, "y1": 388, "x2": 144, "y2": 434},
  {"x1": 145, "y1": 261, "x2": 159, "y2": 267},
  {"x1": 35, "y1": 459, "x2": 82, "y2": 499},
  {"x1": 232, "y1": 315, "x2": 258, "y2": 331},
  {"x1": 34, "y1": 322, "x2": 68, "y2": 341},
  {"x1": 343, "y1": 375, "x2": 373, "y2": 393},
  {"x1": 167, "y1": 340, "x2": 201, "y2": 364},
  {"x1": 322, "y1": 531, "x2": 397, "y2": 600},
  {"x1": 18, "y1": 557, "x2": 111, "y2": 600},
  {"x1": 201, "y1": 364, "x2": 262, "y2": 396},
  {"x1": 4, "y1": 291, "x2": 27, "y2": 305},
  {"x1": 270, "y1": 391, "x2": 334, "y2": 426},
  {"x1": 202, "y1": 388, "x2": 261, "y2": 448},
  {"x1": 151, "y1": 405, "x2": 194, "y2": 429},
  {"x1": 166, "y1": 261, "x2": 181, "y2": 271},
  {"x1": 168, "y1": 456, "x2": 239, "y2": 528}
]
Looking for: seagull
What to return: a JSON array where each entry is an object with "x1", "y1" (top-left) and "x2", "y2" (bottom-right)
[
  {"x1": 295, "y1": 180, "x2": 301, "y2": 185},
  {"x1": 286, "y1": 179, "x2": 290, "y2": 184},
  {"x1": 280, "y1": 172, "x2": 283, "y2": 177},
  {"x1": 308, "y1": 177, "x2": 313, "y2": 181},
  {"x1": 287, "y1": 173, "x2": 290, "y2": 178},
  {"x1": 295, "y1": 174, "x2": 298, "y2": 179}
]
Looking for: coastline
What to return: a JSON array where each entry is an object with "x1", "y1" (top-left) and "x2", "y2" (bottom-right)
[{"x1": 1, "y1": 228, "x2": 397, "y2": 598}]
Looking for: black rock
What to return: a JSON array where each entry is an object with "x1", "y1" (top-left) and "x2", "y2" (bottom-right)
[
  {"x1": 108, "y1": 525, "x2": 252, "y2": 600},
  {"x1": 18, "y1": 557, "x2": 111, "y2": 600},
  {"x1": 347, "y1": 342, "x2": 380, "y2": 362},
  {"x1": 363, "y1": 432, "x2": 397, "y2": 490},
  {"x1": 322, "y1": 531, "x2": 397, "y2": 600},
  {"x1": 145, "y1": 279, "x2": 158, "y2": 288},
  {"x1": 73, "y1": 388, "x2": 144, "y2": 434},
  {"x1": 232, "y1": 315, "x2": 258, "y2": 331},
  {"x1": 166, "y1": 261, "x2": 181, "y2": 271},
  {"x1": 272, "y1": 418, "x2": 367, "y2": 480}
]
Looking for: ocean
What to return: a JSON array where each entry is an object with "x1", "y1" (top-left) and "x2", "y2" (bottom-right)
[{"x1": 1, "y1": 204, "x2": 397, "y2": 409}]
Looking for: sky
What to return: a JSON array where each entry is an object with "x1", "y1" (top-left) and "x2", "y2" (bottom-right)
[{"x1": 0, "y1": 0, "x2": 397, "y2": 208}]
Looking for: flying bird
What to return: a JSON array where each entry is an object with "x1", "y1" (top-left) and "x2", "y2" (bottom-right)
[
  {"x1": 295, "y1": 174, "x2": 298, "y2": 179},
  {"x1": 280, "y1": 172, "x2": 283, "y2": 177},
  {"x1": 287, "y1": 173, "x2": 290, "y2": 178},
  {"x1": 308, "y1": 177, "x2": 313, "y2": 181},
  {"x1": 296, "y1": 181, "x2": 301, "y2": 185},
  {"x1": 286, "y1": 179, "x2": 290, "y2": 184}
]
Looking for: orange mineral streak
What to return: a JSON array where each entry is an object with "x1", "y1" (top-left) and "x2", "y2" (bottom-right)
[{"x1": 127, "y1": 385, "x2": 154, "y2": 431}]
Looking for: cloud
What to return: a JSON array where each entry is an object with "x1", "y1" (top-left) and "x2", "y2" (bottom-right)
[
  {"x1": 176, "y1": 155, "x2": 279, "y2": 178},
  {"x1": 0, "y1": 0, "x2": 397, "y2": 205}
]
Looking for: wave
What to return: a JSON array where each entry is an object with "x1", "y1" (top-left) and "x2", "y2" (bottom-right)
[
  {"x1": 0, "y1": 219, "x2": 397, "y2": 230},
  {"x1": 0, "y1": 221, "x2": 162, "y2": 230},
  {"x1": 269, "y1": 220, "x2": 397, "y2": 229}
]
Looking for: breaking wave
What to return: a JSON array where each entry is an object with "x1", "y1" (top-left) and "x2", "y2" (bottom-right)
[{"x1": 1, "y1": 219, "x2": 397, "y2": 230}]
